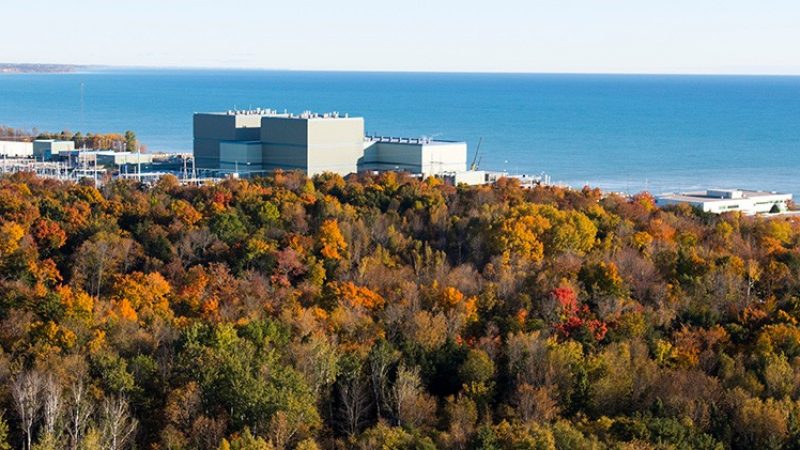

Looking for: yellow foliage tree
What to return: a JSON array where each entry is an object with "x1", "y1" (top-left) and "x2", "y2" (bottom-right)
[
  {"x1": 0, "y1": 221, "x2": 24, "y2": 256},
  {"x1": 329, "y1": 281, "x2": 385, "y2": 310},
  {"x1": 493, "y1": 213, "x2": 548, "y2": 262},
  {"x1": 170, "y1": 199, "x2": 202, "y2": 228},
  {"x1": 112, "y1": 272, "x2": 173, "y2": 324},
  {"x1": 318, "y1": 219, "x2": 347, "y2": 261},
  {"x1": 57, "y1": 285, "x2": 94, "y2": 321}
]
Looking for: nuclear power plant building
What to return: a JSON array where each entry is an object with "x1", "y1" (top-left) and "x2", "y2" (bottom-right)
[{"x1": 193, "y1": 109, "x2": 468, "y2": 177}]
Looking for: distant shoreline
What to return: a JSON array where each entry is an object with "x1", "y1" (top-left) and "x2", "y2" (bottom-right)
[
  {"x1": 0, "y1": 63, "x2": 88, "y2": 74},
  {"x1": 2, "y1": 63, "x2": 800, "y2": 78}
]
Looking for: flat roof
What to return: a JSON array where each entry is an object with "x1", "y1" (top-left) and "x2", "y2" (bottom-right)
[
  {"x1": 197, "y1": 109, "x2": 358, "y2": 120},
  {"x1": 80, "y1": 151, "x2": 146, "y2": 156},
  {"x1": 196, "y1": 109, "x2": 285, "y2": 117},
  {"x1": 365, "y1": 136, "x2": 465, "y2": 146},
  {"x1": 264, "y1": 112, "x2": 358, "y2": 120}
]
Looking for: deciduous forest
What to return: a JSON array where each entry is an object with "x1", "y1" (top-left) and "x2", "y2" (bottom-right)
[{"x1": 0, "y1": 172, "x2": 799, "y2": 449}]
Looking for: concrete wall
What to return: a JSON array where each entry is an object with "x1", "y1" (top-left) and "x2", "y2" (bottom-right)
[
  {"x1": 233, "y1": 115, "x2": 265, "y2": 140},
  {"x1": 0, "y1": 141, "x2": 33, "y2": 157},
  {"x1": 750, "y1": 196, "x2": 791, "y2": 214},
  {"x1": 421, "y1": 142, "x2": 467, "y2": 176},
  {"x1": 193, "y1": 113, "x2": 265, "y2": 169},
  {"x1": 193, "y1": 140, "x2": 221, "y2": 170},
  {"x1": 361, "y1": 141, "x2": 424, "y2": 172},
  {"x1": 360, "y1": 140, "x2": 467, "y2": 176},
  {"x1": 194, "y1": 114, "x2": 236, "y2": 141},
  {"x1": 261, "y1": 116, "x2": 365, "y2": 176},
  {"x1": 261, "y1": 117, "x2": 309, "y2": 171},
  {"x1": 307, "y1": 118, "x2": 364, "y2": 176},
  {"x1": 220, "y1": 141, "x2": 265, "y2": 173}
]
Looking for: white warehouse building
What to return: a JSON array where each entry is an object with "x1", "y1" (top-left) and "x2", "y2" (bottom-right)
[
  {"x1": 656, "y1": 189, "x2": 793, "y2": 215},
  {"x1": 0, "y1": 140, "x2": 33, "y2": 158}
]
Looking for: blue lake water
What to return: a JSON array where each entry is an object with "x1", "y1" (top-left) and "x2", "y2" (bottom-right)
[{"x1": 1, "y1": 69, "x2": 799, "y2": 195}]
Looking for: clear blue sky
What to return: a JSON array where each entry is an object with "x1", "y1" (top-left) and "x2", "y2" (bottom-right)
[{"x1": 2, "y1": 0, "x2": 799, "y2": 74}]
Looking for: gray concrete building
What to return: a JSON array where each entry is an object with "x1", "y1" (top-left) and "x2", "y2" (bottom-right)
[{"x1": 193, "y1": 109, "x2": 284, "y2": 169}]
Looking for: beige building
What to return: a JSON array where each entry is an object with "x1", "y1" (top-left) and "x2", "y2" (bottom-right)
[{"x1": 262, "y1": 113, "x2": 365, "y2": 176}]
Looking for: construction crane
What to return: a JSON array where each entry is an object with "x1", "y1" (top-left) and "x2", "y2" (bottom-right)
[{"x1": 469, "y1": 137, "x2": 483, "y2": 171}]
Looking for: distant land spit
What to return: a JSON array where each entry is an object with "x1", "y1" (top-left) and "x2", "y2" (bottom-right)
[{"x1": 0, "y1": 63, "x2": 85, "y2": 74}]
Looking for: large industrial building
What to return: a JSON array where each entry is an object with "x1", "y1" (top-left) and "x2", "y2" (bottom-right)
[
  {"x1": 656, "y1": 189, "x2": 793, "y2": 215},
  {"x1": 193, "y1": 109, "x2": 470, "y2": 178}
]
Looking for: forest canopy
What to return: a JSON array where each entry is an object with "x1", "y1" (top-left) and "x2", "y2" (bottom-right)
[{"x1": 0, "y1": 171, "x2": 799, "y2": 449}]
